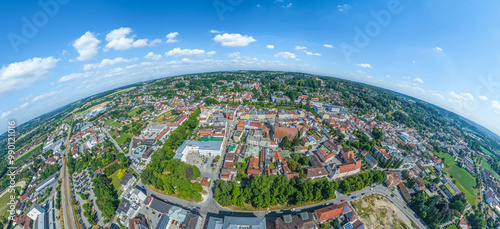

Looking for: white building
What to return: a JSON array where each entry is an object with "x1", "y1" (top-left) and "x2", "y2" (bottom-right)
[
  {"x1": 27, "y1": 203, "x2": 44, "y2": 221},
  {"x1": 174, "y1": 140, "x2": 223, "y2": 162}
]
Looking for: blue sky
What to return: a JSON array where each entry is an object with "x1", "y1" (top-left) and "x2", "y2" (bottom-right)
[{"x1": 1, "y1": 0, "x2": 500, "y2": 136}]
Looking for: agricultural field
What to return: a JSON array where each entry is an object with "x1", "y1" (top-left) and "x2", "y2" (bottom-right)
[
  {"x1": 447, "y1": 165, "x2": 476, "y2": 206},
  {"x1": 481, "y1": 157, "x2": 500, "y2": 181},
  {"x1": 351, "y1": 194, "x2": 413, "y2": 229},
  {"x1": 481, "y1": 146, "x2": 495, "y2": 157},
  {"x1": 15, "y1": 143, "x2": 42, "y2": 163},
  {"x1": 433, "y1": 151, "x2": 477, "y2": 206},
  {"x1": 433, "y1": 151, "x2": 456, "y2": 167}
]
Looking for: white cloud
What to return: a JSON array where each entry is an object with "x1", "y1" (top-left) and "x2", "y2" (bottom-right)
[
  {"x1": 104, "y1": 27, "x2": 150, "y2": 51},
  {"x1": 209, "y1": 30, "x2": 223, "y2": 34},
  {"x1": 132, "y1": 38, "x2": 149, "y2": 48},
  {"x1": 435, "y1": 47, "x2": 443, "y2": 52},
  {"x1": 149, "y1": 39, "x2": 162, "y2": 46},
  {"x1": 83, "y1": 57, "x2": 138, "y2": 71},
  {"x1": 432, "y1": 92, "x2": 445, "y2": 100},
  {"x1": 449, "y1": 91, "x2": 475, "y2": 106},
  {"x1": 59, "y1": 72, "x2": 90, "y2": 82},
  {"x1": 213, "y1": 33, "x2": 256, "y2": 47},
  {"x1": 1, "y1": 111, "x2": 12, "y2": 119},
  {"x1": 398, "y1": 82, "x2": 426, "y2": 94},
  {"x1": 274, "y1": 52, "x2": 296, "y2": 59},
  {"x1": 205, "y1": 51, "x2": 216, "y2": 57},
  {"x1": 165, "y1": 32, "x2": 179, "y2": 43},
  {"x1": 492, "y1": 100, "x2": 500, "y2": 113},
  {"x1": 0, "y1": 57, "x2": 59, "y2": 93},
  {"x1": 267, "y1": 45, "x2": 275, "y2": 49},
  {"x1": 32, "y1": 91, "x2": 62, "y2": 102},
  {"x1": 225, "y1": 52, "x2": 241, "y2": 58},
  {"x1": 144, "y1": 52, "x2": 162, "y2": 60},
  {"x1": 295, "y1": 46, "x2": 307, "y2": 50},
  {"x1": 283, "y1": 3, "x2": 292, "y2": 8},
  {"x1": 73, "y1": 31, "x2": 100, "y2": 61},
  {"x1": 19, "y1": 102, "x2": 29, "y2": 109},
  {"x1": 337, "y1": 4, "x2": 351, "y2": 11},
  {"x1": 105, "y1": 27, "x2": 135, "y2": 51},
  {"x1": 165, "y1": 48, "x2": 216, "y2": 58},
  {"x1": 414, "y1": 77, "x2": 424, "y2": 83},
  {"x1": 355, "y1": 63, "x2": 371, "y2": 68},
  {"x1": 323, "y1": 44, "x2": 334, "y2": 48},
  {"x1": 412, "y1": 60, "x2": 416, "y2": 64},
  {"x1": 479, "y1": 96, "x2": 489, "y2": 101},
  {"x1": 305, "y1": 51, "x2": 321, "y2": 56}
]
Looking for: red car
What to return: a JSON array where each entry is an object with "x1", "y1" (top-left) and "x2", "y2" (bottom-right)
[{"x1": 341, "y1": 199, "x2": 345, "y2": 202}]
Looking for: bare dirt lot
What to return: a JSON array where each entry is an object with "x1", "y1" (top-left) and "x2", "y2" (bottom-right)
[{"x1": 351, "y1": 194, "x2": 412, "y2": 229}]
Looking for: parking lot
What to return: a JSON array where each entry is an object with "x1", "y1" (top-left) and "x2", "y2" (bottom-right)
[
  {"x1": 185, "y1": 152, "x2": 218, "y2": 174},
  {"x1": 137, "y1": 205, "x2": 165, "y2": 228},
  {"x1": 71, "y1": 169, "x2": 105, "y2": 228}
]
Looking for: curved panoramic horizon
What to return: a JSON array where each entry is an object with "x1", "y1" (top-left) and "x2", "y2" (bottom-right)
[
  {"x1": 1, "y1": 1, "x2": 500, "y2": 229},
  {"x1": 1, "y1": 1, "x2": 500, "y2": 136}
]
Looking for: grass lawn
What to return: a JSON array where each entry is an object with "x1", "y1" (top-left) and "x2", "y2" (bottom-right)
[
  {"x1": 108, "y1": 172, "x2": 121, "y2": 191},
  {"x1": 15, "y1": 143, "x2": 42, "y2": 163},
  {"x1": 481, "y1": 146, "x2": 495, "y2": 157},
  {"x1": 153, "y1": 110, "x2": 176, "y2": 123},
  {"x1": 444, "y1": 224, "x2": 458, "y2": 229},
  {"x1": 115, "y1": 133, "x2": 133, "y2": 145},
  {"x1": 481, "y1": 157, "x2": 500, "y2": 181},
  {"x1": 434, "y1": 151, "x2": 456, "y2": 167},
  {"x1": 447, "y1": 164, "x2": 476, "y2": 206},
  {"x1": 127, "y1": 108, "x2": 141, "y2": 117},
  {"x1": 0, "y1": 186, "x2": 22, "y2": 218}
]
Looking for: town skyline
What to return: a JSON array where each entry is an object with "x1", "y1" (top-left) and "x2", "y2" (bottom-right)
[{"x1": 1, "y1": 0, "x2": 500, "y2": 136}]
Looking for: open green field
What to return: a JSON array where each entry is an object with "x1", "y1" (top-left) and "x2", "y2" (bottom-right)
[
  {"x1": 0, "y1": 186, "x2": 22, "y2": 218},
  {"x1": 104, "y1": 120, "x2": 120, "y2": 127},
  {"x1": 481, "y1": 157, "x2": 500, "y2": 181},
  {"x1": 153, "y1": 110, "x2": 175, "y2": 123},
  {"x1": 433, "y1": 151, "x2": 477, "y2": 205},
  {"x1": 15, "y1": 143, "x2": 42, "y2": 163},
  {"x1": 127, "y1": 108, "x2": 141, "y2": 117},
  {"x1": 115, "y1": 133, "x2": 133, "y2": 145},
  {"x1": 481, "y1": 146, "x2": 495, "y2": 157},
  {"x1": 108, "y1": 172, "x2": 121, "y2": 191},
  {"x1": 447, "y1": 164, "x2": 476, "y2": 206},
  {"x1": 444, "y1": 224, "x2": 458, "y2": 229},
  {"x1": 434, "y1": 151, "x2": 456, "y2": 167},
  {"x1": 104, "y1": 87, "x2": 136, "y2": 98}
]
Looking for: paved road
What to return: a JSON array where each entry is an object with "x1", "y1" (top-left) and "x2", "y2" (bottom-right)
[{"x1": 104, "y1": 129, "x2": 125, "y2": 154}]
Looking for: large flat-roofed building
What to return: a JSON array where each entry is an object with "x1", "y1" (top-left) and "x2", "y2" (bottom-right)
[
  {"x1": 174, "y1": 140, "x2": 223, "y2": 161},
  {"x1": 207, "y1": 216, "x2": 266, "y2": 229},
  {"x1": 35, "y1": 173, "x2": 58, "y2": 193},
  {"x1": 132, "y1": 145, "x2": 148, "y2": 160}
]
